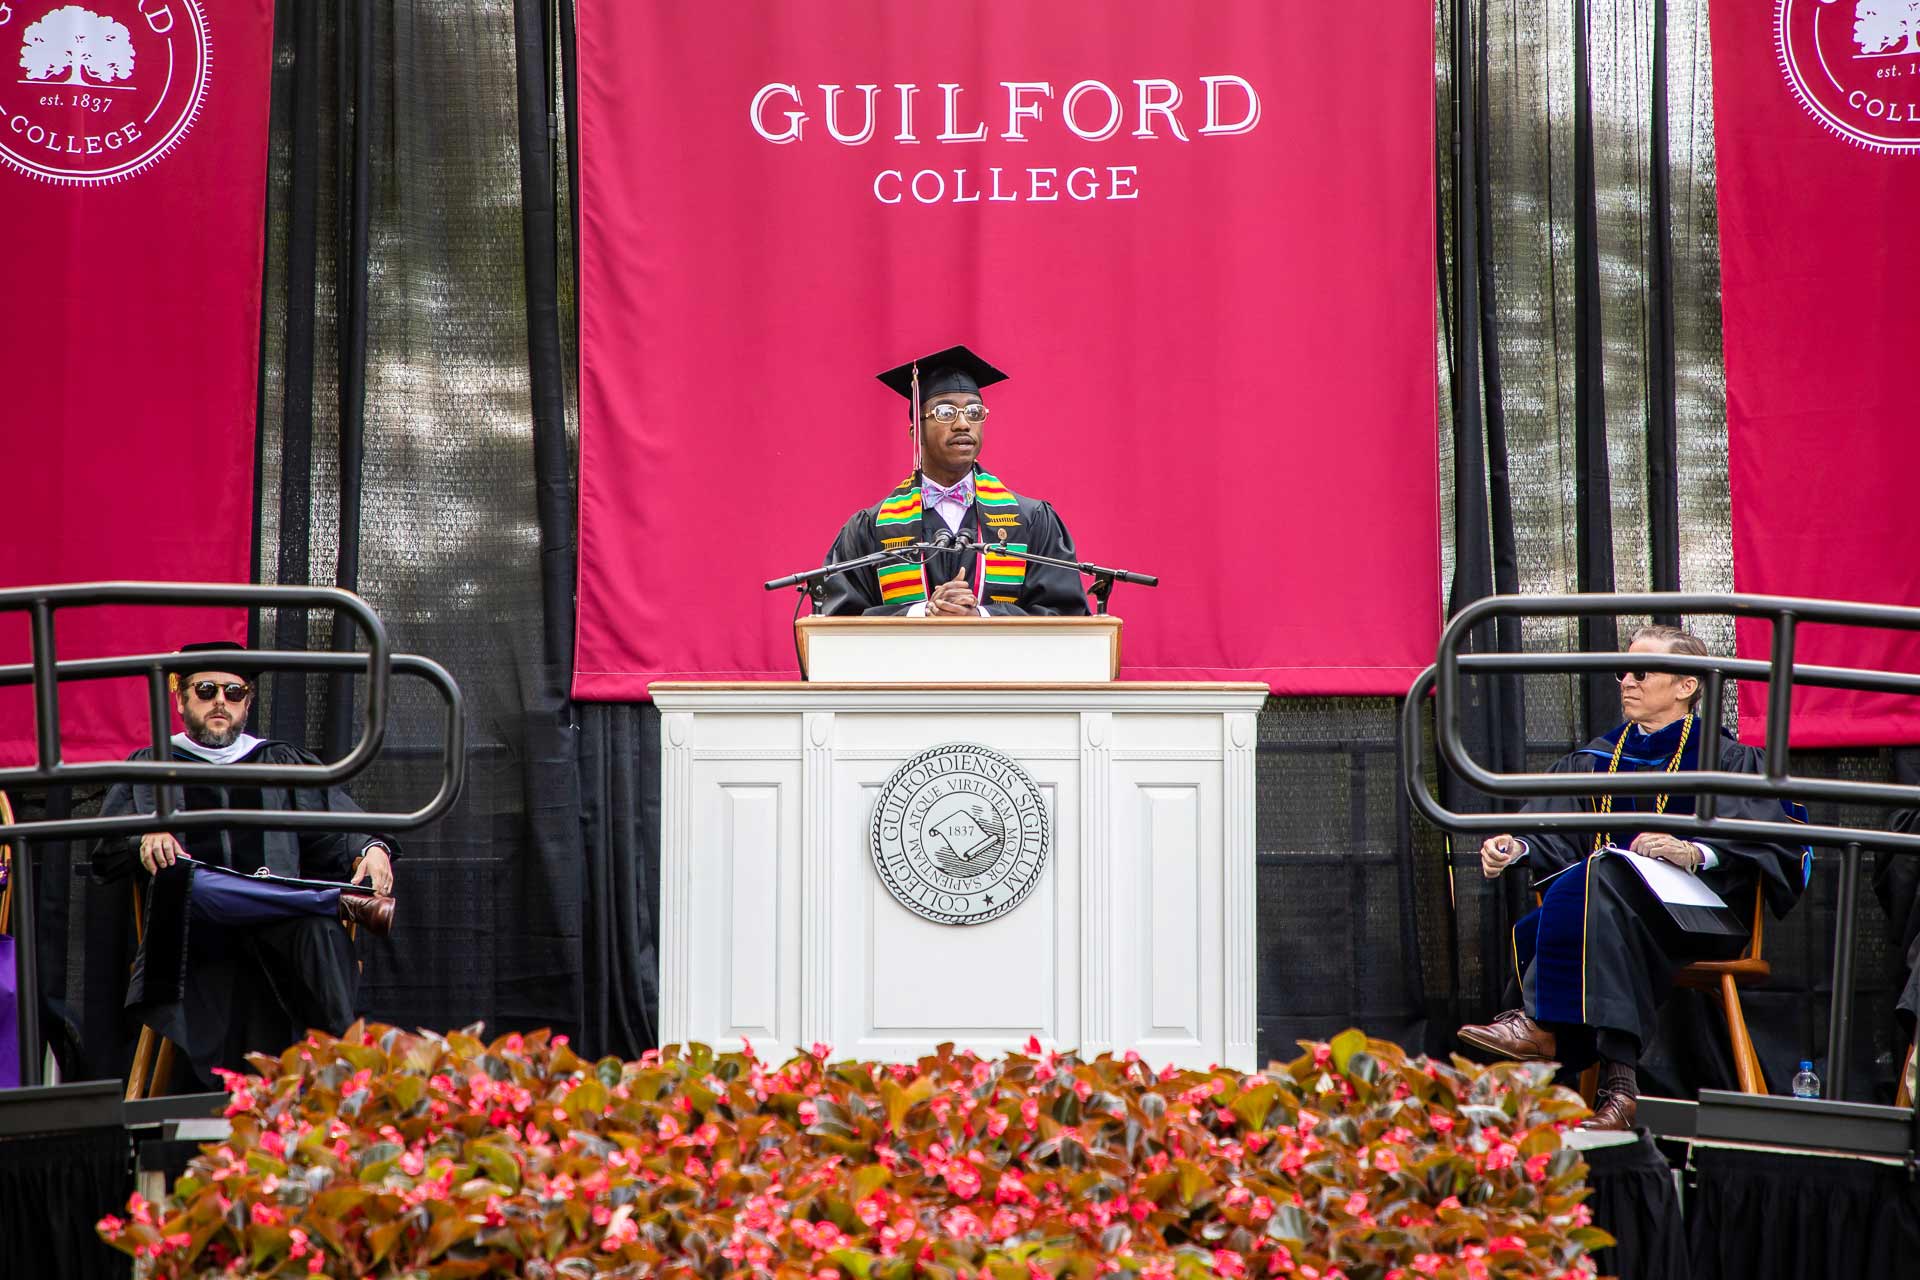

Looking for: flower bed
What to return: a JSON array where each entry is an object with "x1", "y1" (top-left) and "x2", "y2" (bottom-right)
[{"x1": 99, "y1": 1025, "x2": 1608, "y2": 1278}]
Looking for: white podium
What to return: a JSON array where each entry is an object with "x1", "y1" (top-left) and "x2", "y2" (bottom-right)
[{"x1": 653, "y1": 619, "x2": 1266, "y2": 1069}]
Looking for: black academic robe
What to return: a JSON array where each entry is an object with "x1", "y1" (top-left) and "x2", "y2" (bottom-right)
[
  {"x1": 1509, "y1": 719, "x2": 1805, "y2": 1065},
  {"x1": 89, "y1": 741, "x2": 396, "y2": 1087},
  {"x1": 818, "y1": 470, "x2": 1090, "y2": 617}
]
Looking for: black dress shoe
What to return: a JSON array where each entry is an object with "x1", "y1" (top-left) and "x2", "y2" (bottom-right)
[{"x1": 338, "y1": 893, "x2": 396, "y2": 937}]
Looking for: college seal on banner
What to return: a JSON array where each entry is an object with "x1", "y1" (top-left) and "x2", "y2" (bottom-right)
[
  {"x1": 870, "y1": 742, "x2": 1049, "y2": 926},
  {"x1": 0, "y1": 0, "x2": 213, "y2": 184},
  {"x1": 1778, "y1": 0, "x2": 1920, "y2": 155}
]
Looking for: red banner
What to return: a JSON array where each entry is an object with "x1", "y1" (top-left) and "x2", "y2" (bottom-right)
[
  {"x1": 1713, "y1": 2, "x2": 1920, "y2": 747},
  {"x1": 0, "y1": 0, "x2": 272, "y2": 766},
  {"x1": 573, "y1": 2, "x2": 1438, "y2": 698}
]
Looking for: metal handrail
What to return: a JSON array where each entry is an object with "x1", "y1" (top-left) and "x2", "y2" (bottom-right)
[
  {"x1": 0, "y1": 654, "x2": 465, "y2": 841},
  {"x1": 1403, "y1": 590, "x2": 1920, "y2": 1115},
  {"x1": 0, "y1": 583, "x2": 389, "y2": 791}
]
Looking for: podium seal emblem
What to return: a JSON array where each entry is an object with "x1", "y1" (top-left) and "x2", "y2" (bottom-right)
[{"x1": 870, "y1": 742, "x2": 1049, "y2": 925}]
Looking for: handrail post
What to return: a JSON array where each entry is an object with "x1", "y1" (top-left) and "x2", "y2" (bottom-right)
[
  {"x1": 1826, "y1": 840, "x2": 1862, "y2": 1099},
  {"x1": 1696, "y1": 669, "x2": 1724, "y2": 822},
  {"x1": 30, "y1": 602, "x2": 58, "y2": 773},
  {"x1": 12, "y1": 836, "x2": 39, "y2": 1088},
  {"x1": 149, "y1": 664, "x2": 174, "y2": 824},
  {"x1": 1765, "y1": 612, "x2": 1796, "y2": 781}
]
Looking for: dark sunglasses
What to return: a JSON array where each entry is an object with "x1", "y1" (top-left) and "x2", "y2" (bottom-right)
[
  {"x1": 187, "y1": 680, "x2": 253, "y2": 703},
  {"x1": 1614, "y1": 670, "x2": 1669, "y2": 683}
]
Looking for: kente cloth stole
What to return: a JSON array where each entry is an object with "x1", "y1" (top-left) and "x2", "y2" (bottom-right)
[{"x1": 872, "y1": 468, "x2": 1029, "y2": 605}]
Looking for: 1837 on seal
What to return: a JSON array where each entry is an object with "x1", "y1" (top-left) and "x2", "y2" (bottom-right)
[{"x1": 870, "y1": 742, "x2": 1049, "y2": 925}]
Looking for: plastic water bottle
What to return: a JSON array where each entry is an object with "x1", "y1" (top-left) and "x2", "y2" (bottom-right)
[{"x1": 1791, "y1": 1060, "x2": 1821, "y2": 1100}]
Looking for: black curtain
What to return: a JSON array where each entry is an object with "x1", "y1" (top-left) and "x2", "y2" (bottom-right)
[
  {"x1": 1436, "y1": 0, "x2": 1527, "y2": 1036},
  {"x1": 232, "y1": 0, "x2": 658, "y2": 1062},
  {"x1": 1571, "y1": 0, "x2": 1619, "y2": 740},
  {"x1": 0, "y1": 1128, "x2": 130, "y2": 1280},
  {"x1": 1689, "y1": 1146, "x2": 1920, "y2": 1279},
  {"x1": 1644, "y1": 0, "x2": 1682, "y2": 619}
]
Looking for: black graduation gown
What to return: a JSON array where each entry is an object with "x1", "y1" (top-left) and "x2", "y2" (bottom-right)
[
  {"x1": 1509, "y1": 719, "x2": 1805, "y2": 1064},
  {"x1": 818, "y1": 471, "x2": 1089, "y2": 617},
  {"x1": 89, "y1": 741, "x2": 397, "y2": 1086}
]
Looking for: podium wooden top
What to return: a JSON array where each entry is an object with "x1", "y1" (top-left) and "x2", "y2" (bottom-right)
[
  {"x1": 649, "y1": 681, "x2": 1271, "y2": 713},
  {"x1": 795, "y1": 614, "x2": 1123, "y2": 682},
  {"x1": 652, "y1": 681, "x2": 1270, "y2": 692}
]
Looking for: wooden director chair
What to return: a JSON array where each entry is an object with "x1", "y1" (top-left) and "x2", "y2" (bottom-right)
[
  {"x1": 1672, "y1": 881, "x2": 1771, "y2": 1094},
  {"x1": 125, "y1": 878, "x2": 175, "y2": 1101},
  {"x1": 1538, "y1": 877, "x2": 1770, "y2": 1103},
  {"x1": 126, "y1": 872, "x2": 363, "y2": 1101}
]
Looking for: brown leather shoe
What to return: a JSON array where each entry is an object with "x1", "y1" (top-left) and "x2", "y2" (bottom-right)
[
  {"x1": 1579, "y1": 1089, "x2": 1638, "y2": 1131},
  {"x1": 1579, "y1": 1060, "x2": 1638, "y2": 1131},
  {"x1": 1457, "y1": 1011, "x2": 1558, "y2": 1062},
  {"x1": 338, "y1": 892, "x2": 396, "y2": 937}
]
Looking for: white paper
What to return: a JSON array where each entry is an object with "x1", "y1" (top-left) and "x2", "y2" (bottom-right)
[{"x1": 1600, "y1": 844, "x2": 1727, "y2": 909}]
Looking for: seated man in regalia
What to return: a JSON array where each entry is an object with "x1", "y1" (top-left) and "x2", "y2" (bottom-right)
[
  {"x1": 1457, "y1": 624, "x2": 1805, "y2": 1128},
  {"x1": 819, "y1": 345, "x2": 1090, "y2": 618},
  {"x1": 90, "y1": 641, "x2": 398, "y2": 1089}
]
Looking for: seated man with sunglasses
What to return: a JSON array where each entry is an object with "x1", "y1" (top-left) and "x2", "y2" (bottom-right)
[
  {"x1": 819, "y1": 345, "x2": 1090, "y2": 618},
  {"x1": 1456, "y1": 624, "x2": 1805, "y2": 1129},
  {"x1": 88, "y1": 641, "x2": 398, "y2": 1090}
]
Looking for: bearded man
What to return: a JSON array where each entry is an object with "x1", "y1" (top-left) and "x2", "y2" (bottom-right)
[{"x1": 89, "y1": 641, "x2": 397, "y2": 1089}]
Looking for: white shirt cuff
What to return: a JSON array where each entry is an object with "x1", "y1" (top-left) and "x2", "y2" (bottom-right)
[{"x1": 1695, "y1": 842, "x2": 1719, "y2": 870}]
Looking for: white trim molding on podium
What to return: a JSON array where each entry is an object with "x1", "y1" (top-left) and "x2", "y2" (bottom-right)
[{"x1": 653, "y1": 675, "x2": 1267, "y2": 1071}]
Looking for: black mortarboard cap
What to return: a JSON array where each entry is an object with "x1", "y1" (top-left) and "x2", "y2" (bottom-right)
[
  {"x1": 177, "y1": 640, "x2": 261, "y2": 678},
  {"x1": 876, "y1": 345, "x2": 1008, "y2": 403}
]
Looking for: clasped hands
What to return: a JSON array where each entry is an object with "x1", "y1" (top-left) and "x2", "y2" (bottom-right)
[
  {"x1": 1479, "y1": 830, "x2": 1704, "y2": 880},
  {"x1": 926, "y1": 567, "x2": 981, "y2": 617}
]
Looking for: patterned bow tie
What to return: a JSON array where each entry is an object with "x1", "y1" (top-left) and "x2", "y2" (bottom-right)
[{"x1": 923, "y1": 477, "x2": 973, "y2": 509}]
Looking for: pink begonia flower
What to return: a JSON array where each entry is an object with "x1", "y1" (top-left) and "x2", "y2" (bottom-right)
[
  {"x1": 1374, "y1": 1148, "x2": 1401, "y2": 1174},
  {"x1": 1526, "y1": 1151, "x2": 1553, "y2": 1182},
  {"x1": 1251, "y1": 1195, "x2": 1275, "y2": 1221},
  {"x1": 1266, "y1": 1246, "x2": 1296, "y2": 1274},
  {"x1": 1212, "y1": 1249, "x2": 1248, "y2": 1277},
  {"x1": 797, "y1": 1100, "x2": 819, "y2": 1125},
  {"x1": 1343, "y1": 1192, "x2": 1368, "y2": 1215},
  {"x1": 1021, "y1": 1097, "x2": 1040, "y2": 1128},
  {"x1": 1429, "y1": 1112, "x2": 1454, "y2": 1134},
  {"x1": 288, "y1": 1229, "x2": 310, "y2": 1258}
]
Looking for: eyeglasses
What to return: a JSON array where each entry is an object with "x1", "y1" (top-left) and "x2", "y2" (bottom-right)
[
  {"x1": 1614, "y1": 670, "x2": 1667, "y2": 683},
  {"x1": 188, "y1": 680, "x2": 253, "y2": 703},
  {"x1": 923, "y1": 403, "x2": 988, "y2": 425}
]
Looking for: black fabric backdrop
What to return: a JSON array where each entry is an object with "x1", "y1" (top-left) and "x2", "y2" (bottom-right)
[{"x1": 8, "y1": 0, "x2": 1918, "y2": 1109}]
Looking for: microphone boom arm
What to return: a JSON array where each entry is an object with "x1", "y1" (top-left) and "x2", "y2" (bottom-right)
[{"x1": 949, "y1": 541, "x2": 1158, "y2": 616}]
